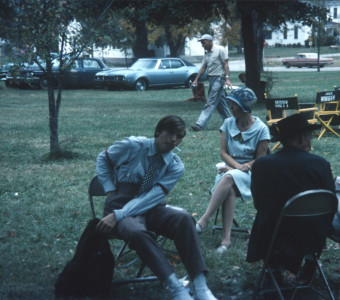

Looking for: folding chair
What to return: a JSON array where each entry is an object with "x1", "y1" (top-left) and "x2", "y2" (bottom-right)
[
  {"x1": 88, "y1": 176, "x2": 161, "y2": 285},
  {"x1": 211, "y1": 146, "x2": 271, "y2": 235},
  {"x1": 253, "y1": 189, "x2": 337, "y2": 300},
  {"x1": 329, "y1": 176, "x2": 340, "y2": 243},
  {"x1": 211, "y1": 190, "x2": 249, "y2": 235},
  {"x1": 315, "y1": 90, "x2": 340, "y2": 140}
]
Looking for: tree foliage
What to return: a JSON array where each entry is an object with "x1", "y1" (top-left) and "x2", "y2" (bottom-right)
[
  {"x1": 233, "y1": 0, "x2": 328, "y2": 101},
  {"x1": 0, "y1": 0, "x2": 113, "y2": 154}
]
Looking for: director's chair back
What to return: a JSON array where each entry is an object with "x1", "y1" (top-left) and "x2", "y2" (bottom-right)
[
  {"x1": 265, "y1": 94, "x2": 300, "y2": 150},
  {"x1": 315, "y1": 90, "x2": 340, "y2": 140},
  {"x1": 253, "y1": 189, "x2": 337, "y2": 300}
]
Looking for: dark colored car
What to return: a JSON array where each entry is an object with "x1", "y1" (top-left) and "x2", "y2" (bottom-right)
[
  {"x1": 281, "y1": 53, "x2": 334, "y2": 68},
  {"x1": 94, "y1": 57, "x2": 203, "y2": 91},
  {"x1": 4, "y1": 57, "x2": 110, "y2": 89},
  {"x1": 0, "y1": 63, "x2": 17, "y2": 80}
]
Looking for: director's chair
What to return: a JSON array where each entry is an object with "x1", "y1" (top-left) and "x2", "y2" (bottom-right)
[
  {"x1": 265, "y1": 94, "x2": 318, "y2": 150},
  {"x1": 315, "y1": 90, "x2": 340, "y2": 140},
  {"x1": 265, "y1": 94, "x2": 300, "y2": 150}
]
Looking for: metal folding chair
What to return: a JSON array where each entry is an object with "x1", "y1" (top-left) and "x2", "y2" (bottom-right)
[
  {"x1": 88, "y1": 176, "x2": 160, "y2": 284},
  {"x1": 211, "y1": 190, "x2": 250, "y2": 235},
  {"x1": 253, "y1": 189, "x2": 337, "y2": 300}
]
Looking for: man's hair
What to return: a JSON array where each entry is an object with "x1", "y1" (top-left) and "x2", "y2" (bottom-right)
[
  {"x1": 280, "y1": 130, "x2": 309, "y2": 147},
  {"x1": 154, "y1": 115, "x2": 186, "y2": 138}
]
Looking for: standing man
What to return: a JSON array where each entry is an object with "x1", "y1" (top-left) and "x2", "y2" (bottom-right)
[
  {"x1": 247, "y1": 114, "x2": 335, "y2": 277},
  {"x1": 96, "y1": 115, "x2": 217, "y2": 300},
  {"x1": 191, "y1": 34, "x2": 232, "y2": 131}
]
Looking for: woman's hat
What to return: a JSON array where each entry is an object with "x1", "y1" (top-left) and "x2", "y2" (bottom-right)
[
  {"x1": 227, "y1": 87, "x2": 257, "y2": 113},
  {"x1": 277, "y1": 113, "x2": 321, "y2": 141}
]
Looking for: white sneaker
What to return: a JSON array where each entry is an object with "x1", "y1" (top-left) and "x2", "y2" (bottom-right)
[{"x1": 194, "y1": 289, "x2": 217, "y2": 300}]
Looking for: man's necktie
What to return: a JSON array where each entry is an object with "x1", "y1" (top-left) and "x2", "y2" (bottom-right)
[{"x1": 138, "y1": 154, "x2": 162, "y2": 196}]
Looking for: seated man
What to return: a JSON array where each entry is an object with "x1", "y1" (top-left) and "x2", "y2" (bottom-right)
[
  {"x1": 95, "y1": 115, "x2": 216, "y2": 300},
  {"x1": 332, "y1": 176, "x2": 340, "y2": 238},
  {"x1": 247, "y1": 114, "x2": 335, "y2": 275}
]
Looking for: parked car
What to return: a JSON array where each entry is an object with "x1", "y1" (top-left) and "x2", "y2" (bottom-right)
[
  {"x1": 4, "y1": 57, "x2": 110, "y2": 89},
  {"x1": 94, "y1": 57, "x2": 203, "y2": 91},
  {"x1": 281, "y1": 53, "x2": 334, "y2": 68},
  {"x1": 0, "y1": 63, "x2": 16, "y2": 79}
]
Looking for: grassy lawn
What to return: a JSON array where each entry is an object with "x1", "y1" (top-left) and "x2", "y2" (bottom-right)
[{"x1": 0, "y1": 71, "x2": 339, "y2": 300}]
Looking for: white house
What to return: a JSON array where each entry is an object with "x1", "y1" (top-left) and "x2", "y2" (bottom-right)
[{"x1": 264, "y1": 0, "x2": 340, "y2": 46}]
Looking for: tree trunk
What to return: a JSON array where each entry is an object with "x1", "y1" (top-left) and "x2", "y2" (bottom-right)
[
  {"x1": 132, "y1": 22, "x2": 148, "y2": 58},
  {"x1": 48, "y1": 87, "x2": 59, "y2": 153},
  {"x1": 164, "y1": 27, "x2": 185, "y2": 57},
  {"x1": 46, "y1": 58, "x2": 60, "y2": 153},
  {"x1": 241, "y1": 10, "x2": 263, "y2": 102}
]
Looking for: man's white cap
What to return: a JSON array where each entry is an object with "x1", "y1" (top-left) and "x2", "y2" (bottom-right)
[{"x1": 198, "y1": 34, "x2": 213, "y2": 41}]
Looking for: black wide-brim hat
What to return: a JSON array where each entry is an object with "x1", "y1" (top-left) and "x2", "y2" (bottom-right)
[{"x1": 277, "y1": 113, "x2": 321, "y2": 141}]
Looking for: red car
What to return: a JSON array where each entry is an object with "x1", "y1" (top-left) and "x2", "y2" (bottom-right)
[{"x1": 281, "y1": 53, "x2": 334, "y2": 68}]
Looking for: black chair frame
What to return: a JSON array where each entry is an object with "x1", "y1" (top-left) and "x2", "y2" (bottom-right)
[
  {"x1": 253, "y1": 189, "x2": 337, "y2": 300},
  {"x1": 88, "y1": 176, "x2": 160, "y2": 285}
]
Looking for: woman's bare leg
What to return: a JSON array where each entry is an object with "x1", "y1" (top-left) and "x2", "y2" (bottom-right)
[
  {"x1": 197, "y1": 175, "x2": 234, "y2": 228},
  {"x1": 220, "y1": 187, "x2": 236, "y2": 246}
]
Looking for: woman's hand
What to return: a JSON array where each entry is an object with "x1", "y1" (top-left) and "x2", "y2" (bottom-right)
[
  {"x1": 238, "y1": 163, "x2": 251, "y2": 173},
  {"x1": 218, "y1": 166, "x2": 234, "y2": 174}
]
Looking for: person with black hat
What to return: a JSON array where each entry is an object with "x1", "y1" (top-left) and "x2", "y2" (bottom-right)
[
  {"x1": 247, "y1": 113, "x2": 335, "y2": 276},
  {"x1": 191, "y1": 34, "x2": 232, "y2": 131}
]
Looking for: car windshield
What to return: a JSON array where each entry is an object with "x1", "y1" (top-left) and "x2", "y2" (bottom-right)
[{"x1": 130, "y1": 59, "x2": 157, "y2": 69}]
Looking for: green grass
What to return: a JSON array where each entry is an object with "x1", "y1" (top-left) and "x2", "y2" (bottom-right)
[{"x1": 0, "y1": 72, "x2": 339, "y2": 300}]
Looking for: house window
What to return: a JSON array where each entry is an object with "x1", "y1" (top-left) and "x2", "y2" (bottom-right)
[
  {"x1": 294, "y1": 26, "x2": 298, "y2": 39},
  {"x1": 334, "y1": 8, "x2": 338, "y2": 19},
  {"x1": 283, "y1": 27, "x2": 287, "y2": 39}
]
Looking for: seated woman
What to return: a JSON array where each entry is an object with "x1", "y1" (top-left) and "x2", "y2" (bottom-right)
[{"x1": 196, "y1": 87, "x2": 270, "y2": 254}]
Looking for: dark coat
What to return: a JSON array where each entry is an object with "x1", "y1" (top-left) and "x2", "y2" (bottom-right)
[{"x1": 247, "y1": 146, "x2": 335, "y2": 272}]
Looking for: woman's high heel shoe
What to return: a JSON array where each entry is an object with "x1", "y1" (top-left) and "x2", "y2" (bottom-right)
[{"x1": 195, "y1": 222, "x2": 207, "y2": 234}]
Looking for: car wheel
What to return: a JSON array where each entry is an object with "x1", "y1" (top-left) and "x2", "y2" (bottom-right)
[
  {"x1": 186, "y1": 75, "x2": 196, "y2": 88},
  {"x1": 285, "y1": 63, "x2": 290, "y2": 69},
  {"x1": 5, "y1": 80, "x2": 12, "y2": 87},
  {"x1": 135, "y1": 78, "x2": 147, "y2": 91},
  {"x1": 39, "y1": 76, "x2": 48, "y2": 89}
]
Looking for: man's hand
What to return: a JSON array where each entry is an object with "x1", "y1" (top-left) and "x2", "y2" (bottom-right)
[
  {"x1": 96, "y1": 213, "x2": 116, "y2": 233},
  {"x1": 191, "y1": 79, "x2": 198, "y2": 88},
  {"x1": 225, "y1": 77, "x2": 232, "y2": 88}
]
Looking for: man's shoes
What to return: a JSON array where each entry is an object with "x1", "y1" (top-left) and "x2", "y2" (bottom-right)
[
  {"x1": 191, "y1": 124, "x2": 203, "y2": 131},
  {"x1": 194, "y1": 289, "x2": 217, "y2": 300},
  {"x1": 296, "y1": 258, "x2": 316, "y2": 284}
]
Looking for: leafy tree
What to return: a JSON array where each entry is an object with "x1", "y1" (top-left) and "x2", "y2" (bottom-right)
[
  {"x1": 234, "y1": 0, "x2": 327, "y2": 101},
  {"x1": 0, "y1": 0, "x2": 113, "y2": 155}
]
